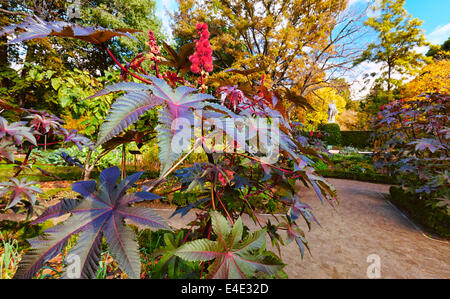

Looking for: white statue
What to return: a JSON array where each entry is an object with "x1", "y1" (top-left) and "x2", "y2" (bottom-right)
[{"x1": 327, "y1": 100, "x2": 338, "y2": 123}]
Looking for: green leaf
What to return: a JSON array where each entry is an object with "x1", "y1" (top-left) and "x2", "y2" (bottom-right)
[
  {"x1": 51, "y1": 78, "x2": 62, "y2": 90},
  {"x1": 174, "y1": 212, "x2": 284, "y2": 279}
]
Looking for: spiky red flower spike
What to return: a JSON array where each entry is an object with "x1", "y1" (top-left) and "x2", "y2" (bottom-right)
[
  {"x1": 189, "y1": 23, "x2": 213, "y2": 90},
  {"x1": 147, "y1": 29, "x2": 162, "y2": 78}
]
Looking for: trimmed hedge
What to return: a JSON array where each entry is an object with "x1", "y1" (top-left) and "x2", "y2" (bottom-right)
[
  {"x1": 318, "y1": 169, "x2": 395, "y2": 184},
  {"x1": 319, "y1": 123, "x2": 342, "y2": 146},
  {"x1": 389, "y1": 186, "x2": 450, "y2": 239},
  {"x1": 341, "y1": 131, "x2": 373, "y2": 148}
]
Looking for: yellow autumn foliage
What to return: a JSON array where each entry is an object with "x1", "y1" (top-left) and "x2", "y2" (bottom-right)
[{"x1": 400, "y1": 58, "x2": 450, "y2": 100}]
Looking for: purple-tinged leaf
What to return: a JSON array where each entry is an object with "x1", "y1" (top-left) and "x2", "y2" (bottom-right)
[
  {"x1": 0, "y1": 140, "x2": 16, "y2": 162},
  {"x1": 120, "y1": 192, "x2": 161, "y2": 206},
  {"x1": 60, "y1": 152, "x2": 84, "y2": 169},
  {"x1": 103, "y1": 214, "x2": 140, "y2": 279},
  {"x1": 56, "y1": 128, "x2": 93, "y2": 150},
  {"x1": 25, "y1": 113, "x2": 62, "y2": 134},
  {"x1": 32, "y1": 198, "x2": 80, "y2": 224},
  {"x1": 170, "y1": 197, "x2": 209, "y2": 218},
  {"x1": 96, "y1": 91, "x2": 162, "y2": 147},
  {"x1": 86, "y1": 82, "x2": 150, "y2": 99},
  {"x1": 2, "y1": 15, "x2": 139, "y2": 45},
  {"x1": 0, "y1": 116, "x2": 36, "y2": 145},
  {"x1": 0, "y1": 178, "x2": 43, "y2": 209},
  {"x1": 15, "y1": 167, "x2": 169, "y2": 279}
]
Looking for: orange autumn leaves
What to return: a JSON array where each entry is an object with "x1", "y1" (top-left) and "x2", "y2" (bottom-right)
[{"x1": 400, "y1": 59, "x2": 450, "y2": 100}]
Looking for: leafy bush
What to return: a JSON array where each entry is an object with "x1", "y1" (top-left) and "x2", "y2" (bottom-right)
[
  {"x1": 372, "y1": 92, "x2": 449, "y2": 203},
  {"x1": 389, "y1": 186, "x2": 450, "y2": 238},
  {"x1": 341, "y1": 131, "x2": 373, "y2": 148},
  {"x1": 318, "y1": 123, "x2": 342, "y2": 146}
]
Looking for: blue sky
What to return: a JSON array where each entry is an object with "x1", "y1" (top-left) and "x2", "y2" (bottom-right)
[{"x1": 404, "y1": 0, "x2": 450, "y2": 44}]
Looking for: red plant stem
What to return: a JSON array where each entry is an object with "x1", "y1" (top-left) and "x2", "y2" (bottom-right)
[
  {"x1": 200, "y1": 262, "x2": 205, "y2": 278},
  {"x1": 207, "y1": 224, "x2": 212, "y2": 239},
  {"x1": 105, "y1": 47, "x2": 153, "y2": 85},
  {"x1": 181, "y1": 203, "x2": 211, "y2": 244},
  {"x1": 154, "y1": 61, "x2": 160, "y2": 78},
  {"x1": 210, "y1": 180, "x2": 216, "y2": 210},
  {"x1": 241, "y1": 195, "x2": 264, "y2": 228},
  {"x1": 36, "y1": 140, "x2": 62, "y2": 146},
  {"x1": 13, "y1": 124, "x2": 42, "y2": 178},
  {"x1": 216, "y1": 191, "x2": 234, "y2": 225}
]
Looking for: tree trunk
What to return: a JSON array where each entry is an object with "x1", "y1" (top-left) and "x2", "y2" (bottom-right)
[
  {"x1": 387, "y1": 62, "x2": 392, "y2": 97},
  {"x1": 82, "y1": 149, "x2": 94, "y2": 180},
  {"x1": 0, "y1": 35, "x2": 7, "y2": 68}
]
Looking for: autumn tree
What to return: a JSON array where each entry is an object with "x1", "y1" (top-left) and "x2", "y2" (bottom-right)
[
  {"x1": 172, "y1": 0, "x2": 367, "y2": 110},
  {"x1": 400, "y1": 59, "x2": 450, "y2": 99},
  {"x1": 426, "y1": 36, "x2": 450, "y2": 60},
  {"x1": 354, "y1": 0, "x2": 431, "y2": 94}
]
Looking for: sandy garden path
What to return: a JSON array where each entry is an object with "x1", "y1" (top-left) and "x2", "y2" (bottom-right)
[{"x1": 157, "y1": 178, "x2": 450, "y2": 279}]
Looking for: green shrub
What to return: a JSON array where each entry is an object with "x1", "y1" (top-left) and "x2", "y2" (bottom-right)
[
  {"x1": 317, "y1": 169, "x2": 395, "y2": 184},
  {"x1": 341, "y1": 131, "x2": 373, "y2": 149},
  {"x1": 389, "y1": 186, "x2": 450, "y2": 238},
  {"x1": 318, "y1": 123, "x2": 342, "y2": 146}
]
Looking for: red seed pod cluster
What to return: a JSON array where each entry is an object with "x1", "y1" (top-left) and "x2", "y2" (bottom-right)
[{"x1": 189, "y1": 23, "x2": 213, "y2": 74}]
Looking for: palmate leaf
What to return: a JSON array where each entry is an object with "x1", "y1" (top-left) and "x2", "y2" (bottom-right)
[
  {"x1": 95, "y1": 77, "x2": 215, "y2": 174},
  {"x1": 174, "y1": 211, "x2": 284, "y2": 279},
  {"x1": 96, "y1": 90, "x2": 162, "y2": 147},
  {"x1": 151, "y1": 232, "x2": 200, "y2": 279},
  {"x1": 87, "y1": 82, "x2": 150, "y2": 100},
  {"x1": 147, "y1": 76, "x2": 215, "y2": 176},
  {"x1": 0, "y1": 140, "x2": 16, "y2": 162},
  {"x1": 0, "y1": 116, "x2": 36, "y2": 146},
  {"x1": 56, "y1": 128, "x2": 93, "y2": 150},
  {"x1": 32, "y1": 198, "x2": 81, "y2": 224},
  {"x1": 409, "y1": 138, "x2": 445, "y2": 153},
  {"x1": 14, "y1": 167, "x2": 170, "y2": 279},
  {"x1": 0, "y1": 178, "x2": 43, "y2": 209},
  {"x1": 160, "y1": 42, "x2": 195, "y2": 74},
  {"x1": 1, "y1": 15, "x2": 139, "y2": 44},
  {"x1": 25, "y1": 113, "x2": 62, "y2": 134},
  {"x1": 279, "y1": 219, "x2": 310, "y2": 258}
]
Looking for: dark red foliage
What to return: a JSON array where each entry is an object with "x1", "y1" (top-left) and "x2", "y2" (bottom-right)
[{"x1": 163, "y1": 70, "x2": 185, "y2": 88}]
